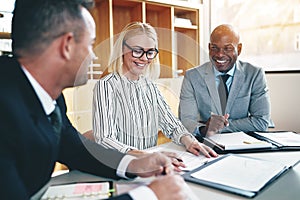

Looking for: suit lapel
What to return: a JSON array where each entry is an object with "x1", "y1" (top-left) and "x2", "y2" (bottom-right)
[
  {"x1": 203, "y1": 63, "x2": 223, "y2": 114},
  {"x1": 226, "y1": 62, "x2": 244, "y2": 113},
  {"x1": 16, "y1": 61, "x2": 60, "y2": 146}
]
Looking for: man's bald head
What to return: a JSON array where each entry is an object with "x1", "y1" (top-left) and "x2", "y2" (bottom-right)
[
  {"x1": 210, "y1": 24, "x2": 240, "y2": 44},
  {"x1": 209, "y1": 24, "x2": 242, "y2": 73}
]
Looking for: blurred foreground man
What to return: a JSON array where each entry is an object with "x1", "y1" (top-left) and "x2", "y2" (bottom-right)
[{"x1": 0, "y1": 0, "x2": 187, "y2": 199}]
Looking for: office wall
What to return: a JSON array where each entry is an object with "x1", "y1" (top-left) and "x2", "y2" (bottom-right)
[
  {"x1": 266, "y1": 73, "x2": 300, "y2": 132},
  {"x1": 63, "y1": 80, "x2": 96, "y2": 134}
]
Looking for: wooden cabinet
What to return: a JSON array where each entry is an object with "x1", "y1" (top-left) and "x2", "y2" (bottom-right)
[{"x1": 91, "y1": 0, "x2": 201, "y2": 78}]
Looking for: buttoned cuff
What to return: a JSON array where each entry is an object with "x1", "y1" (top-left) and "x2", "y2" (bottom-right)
[{"x1": 117, "y1": 155, "x2": 137, "y2": 179}]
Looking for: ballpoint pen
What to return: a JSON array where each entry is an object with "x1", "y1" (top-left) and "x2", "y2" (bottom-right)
[{"x1": 243, "y1": 141, "x2": 265, "y2": 144}]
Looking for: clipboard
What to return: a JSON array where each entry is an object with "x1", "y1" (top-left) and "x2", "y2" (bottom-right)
[
  {"x1": 182, "y1": 154, "x2": 289, "y2": 198},
  {"x1": 249, "y1": 131, "x2": 300, "y2": 150},
  {"x1": 196, "y1": 131, "x2": 300, "y2": 154}
]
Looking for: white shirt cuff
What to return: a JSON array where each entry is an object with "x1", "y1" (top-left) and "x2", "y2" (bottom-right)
[
  {"x1": 116, "y1": 155, "x2": 136, "y2": 178},
  {"x1": 128, "y1": 185, "x2": 158, "y2": 200}
]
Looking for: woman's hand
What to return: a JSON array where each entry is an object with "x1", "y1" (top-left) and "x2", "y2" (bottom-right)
[{"x1": 180, "y1": 135, "x2": 218, "y2": 157}]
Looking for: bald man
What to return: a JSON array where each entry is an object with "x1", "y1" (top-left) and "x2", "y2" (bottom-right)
[{"x1": 179, "y1": 24, "x2": 271, "y2": 137}]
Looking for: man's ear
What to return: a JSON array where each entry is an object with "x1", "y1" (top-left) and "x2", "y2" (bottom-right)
[
  {"x1": 237, "y1": 43, "x2": 242, "y2": 56},
  {"x1": 60, "y1": 32, "x2": 74, "y2": 60}
]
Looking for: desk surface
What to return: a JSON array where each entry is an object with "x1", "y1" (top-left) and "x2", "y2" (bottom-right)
[
  {"x1": 33, "y1": 142, "x2": 300, "y2": 200},
  {"x1": 169, "y1": 144, "x2": 300, "y2": 200}
]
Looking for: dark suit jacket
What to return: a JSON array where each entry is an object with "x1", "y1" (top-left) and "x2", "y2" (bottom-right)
[{"x1": 0, "y1": 56, "x2": 132, "y2": 200}]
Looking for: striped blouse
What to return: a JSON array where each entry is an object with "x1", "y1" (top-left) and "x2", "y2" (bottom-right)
[{"x1": 92, "y1": 73, "x2": 192, "y2": 153}]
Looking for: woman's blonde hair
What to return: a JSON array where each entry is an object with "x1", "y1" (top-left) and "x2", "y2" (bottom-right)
[{"x1": 108, "y1": 22, "x2": 160, "y2": 80}]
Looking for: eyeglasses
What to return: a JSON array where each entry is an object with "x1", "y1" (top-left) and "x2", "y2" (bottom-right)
[{"x1": 123, "y1": 41, "x2": 159, "y2": 60}]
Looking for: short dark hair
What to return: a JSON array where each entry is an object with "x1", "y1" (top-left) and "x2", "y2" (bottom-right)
[{"x1": 12, "y1": 0, "x2": 94, "y2": 57}]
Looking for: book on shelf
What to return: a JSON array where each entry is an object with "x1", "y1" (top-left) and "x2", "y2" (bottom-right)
[{"x1": 183, "y1": 154, "x2": 290, "y2": 198}]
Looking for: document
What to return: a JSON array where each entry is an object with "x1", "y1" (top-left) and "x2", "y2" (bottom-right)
[
  {"x1": 183, "y1": 154, "x2": 289, "y2": 198},
  {"x1": 254, "y1": 131, "x2": 300, "y2": 147},
  {"x1": 146, "y1": 146, "x2": 216, "y2": 171},
  {"x1": 207, "y1": 132, "x2": 273, "y2": 151},
  {"x1": 41, "y1": 182, "x2": 112, "y2": 200}
]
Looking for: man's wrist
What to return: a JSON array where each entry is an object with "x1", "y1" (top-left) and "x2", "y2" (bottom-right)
[
  {"x1": 117, "y1": 155, "x2": 137, "y2": 179},
  {"x1": 180, "y1": 133, "x2": 195, "y2": 147},
  {"x1": 199, "y1": 125, "x2": 207, "y2": 137},
  {"x1": 125, "y1": 171, "x2": 137, "y2": 179}
]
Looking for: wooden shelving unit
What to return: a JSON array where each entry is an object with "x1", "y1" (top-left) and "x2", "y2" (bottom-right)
[{"x1": 91, "y1": 0, "x2": 201, "y2": 78}]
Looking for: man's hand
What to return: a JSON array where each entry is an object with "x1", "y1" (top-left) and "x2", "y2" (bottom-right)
[
  {"x1": 205, "y1": 113, "x2": 229, "y2": 136},
  {"x1": 148, "y1": 175, "x2": 188, "y2": 200},
  {"x1": 160, "y1": 151, "x2": 186, "y2": 172},
  {"x1": 127, "y1": 150, "x2": 186, "y2": 171},
  {"x1": 127, "y1": 149, "x2": 148, "y2": 157},
  {"x1": 126, "y1": 152, "x2": 173, "y2": 177},
  {"x1": 180, "y1": 135, "x2": 218, "y2": 157}
]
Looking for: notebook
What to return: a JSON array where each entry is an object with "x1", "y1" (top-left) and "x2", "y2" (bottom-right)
[{"x1": 198, "y1": 132, "x2": 274, "y2": 153}]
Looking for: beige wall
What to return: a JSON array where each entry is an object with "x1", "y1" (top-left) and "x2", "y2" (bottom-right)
[
  {"x1": 266, "y1": 73, "x2": 300, "y2": 132},
  {"x1": 63, "y1": 74, "x2": 300, "y2": 134},
  {"x1": 63, "y1": 80, "x2": 97, "y2": 134}
]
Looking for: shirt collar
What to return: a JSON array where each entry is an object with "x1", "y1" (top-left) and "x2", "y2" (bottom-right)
[
  {"x1": 22, "y1": 66, "x2": 56, "y2": 115},
  {"x1": 213, "y1": 63, "x2": 236, "y2": 77}
]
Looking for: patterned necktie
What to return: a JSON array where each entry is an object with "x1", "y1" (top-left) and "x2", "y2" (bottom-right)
[
  {"x1": 218, "y1": 74, "x2": 230, "y2": 115},
  {"x1": 48, "y1": 104, "x2": 62, "y2": 141}
]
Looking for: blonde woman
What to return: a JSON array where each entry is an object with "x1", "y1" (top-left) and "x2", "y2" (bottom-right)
[{"x1": 92, "y1": 22, "x2": 217, "y2": 163}]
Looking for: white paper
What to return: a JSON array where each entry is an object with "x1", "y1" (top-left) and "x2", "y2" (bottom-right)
[
  {"x1": 255, "y1": 132, "x2": 300, "y2": 146},
  {"x1": 208, "y1": 132, "x2": 272, "y2": 150},
  {"x1": 146, "y1": 146, "x2": 215, "y2": 171},
  {"x1": 191, "y1": 155, "x2": 286, "y2": 192}
]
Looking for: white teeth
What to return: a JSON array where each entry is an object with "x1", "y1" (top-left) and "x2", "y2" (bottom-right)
[
  {"x1": 217, "y1": 60, "x2": 226, "y2": 64},
  {"x1": 136, "y1": 63, "x2": 145, "y2": 67}
]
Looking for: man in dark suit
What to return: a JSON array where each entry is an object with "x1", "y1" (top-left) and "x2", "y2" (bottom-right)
[{"x1": 0, "y1": 0, "x2": 187, "y2": 199}]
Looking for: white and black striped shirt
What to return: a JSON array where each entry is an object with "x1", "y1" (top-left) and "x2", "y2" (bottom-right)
[{"x1": 92, "y1": 73, "x2": 192, "y2": 153}]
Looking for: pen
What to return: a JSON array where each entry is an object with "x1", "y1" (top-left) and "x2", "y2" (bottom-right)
[
  {"x1": 203, "y1": 160, "x2": 209, "y2": 165},
  {"x1": 175, "y1": 157, "x2": 183, "y2": 162},
  {"x1": 168, "y1": 155, "x2": 183, "y2": 162},
  {"x1": 210, "y1": 111, "x2": 230, "y2": 128},
  {"x1": 243, "y1": 141, "x2": 264, "y2": 144},
  {"x1": 162, "y1": 166, "x2": 167, "y2": 175}
]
